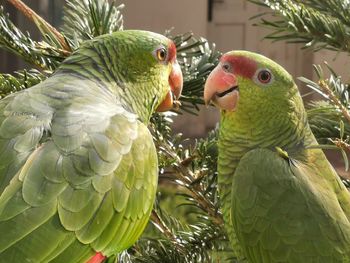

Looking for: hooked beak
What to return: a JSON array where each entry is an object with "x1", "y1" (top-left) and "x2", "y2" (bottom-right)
[
  {"x1": 156, "y1": 60, "x2": 183, "y2": 112},
  {"x1": 204, "y1": 64, "x2": 239, "y2": 111}
]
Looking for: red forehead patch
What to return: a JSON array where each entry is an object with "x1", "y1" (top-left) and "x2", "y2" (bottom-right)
[
  {"x1": 168, "y1": 41, "x2": 177, "y2": 62},
  {"x1": 221, "y1": 54, "x2": 257, "y2": 79}
]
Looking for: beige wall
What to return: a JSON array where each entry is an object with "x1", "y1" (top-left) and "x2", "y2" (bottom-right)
[
  {"x1": 314, "y1": 50, "x2": 350, "y2": 82},
  {"x1": 123, "y1": 0, "x2": 208, "y2": 37}
]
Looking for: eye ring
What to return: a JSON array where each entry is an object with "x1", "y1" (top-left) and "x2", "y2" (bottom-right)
[
  {"x1": 255, "y1": 69, "x2": 273, "y2": 85},
  {"x1": 156, "y1": 48, "x2": 167, "y2": 62},
  {"x1": 222, "y1": 62, "x2": 232, "y2": 72}
]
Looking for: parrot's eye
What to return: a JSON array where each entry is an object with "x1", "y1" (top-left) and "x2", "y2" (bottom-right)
[
  {"x1": 255, "y1": 69, "x2": 273, "y2": 85},
  {"x1": 156, "y1": 48, "x2": 167, "y2": 62},
  {"x1": 222, "y1": 62, "x2": 232, "y2": 72}
]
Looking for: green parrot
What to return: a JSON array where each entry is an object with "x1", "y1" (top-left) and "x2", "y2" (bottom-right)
[
  {"x1": 204, "y1": 51, "x2": 350, "y2": 262},
  {"x1": 0, "y1": 30, "x2": 183, "y2": 263}
]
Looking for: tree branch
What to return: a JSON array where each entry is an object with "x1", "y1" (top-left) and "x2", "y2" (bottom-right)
[
  {"x1": 159, "y1": 141, "x2": 224, "y2": 226},
  {"x1": 6, "y1": 0, "x2": 71, "y2": 51},
  {"x1": 150, "y1": 209, "x2": 185, "y2": 252},
  {"x1": 318, "y1": 79, "x2": 350, "y2": 125}
]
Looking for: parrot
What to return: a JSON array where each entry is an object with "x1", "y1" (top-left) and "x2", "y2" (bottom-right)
[
  {"x1": 0, "y1": 30, "x2": 183, "y2": 263},
  {"x1": 204, "y1": 50, "x2": 350, "y2": 263}
]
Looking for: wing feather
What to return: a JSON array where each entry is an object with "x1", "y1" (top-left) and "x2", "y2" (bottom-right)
[
  {"x1": 232, "y1": 148, "x2": 350, "y2": 262},
  {"x1": 0, "y1": 80, "x2": 158, "y2": 261}
]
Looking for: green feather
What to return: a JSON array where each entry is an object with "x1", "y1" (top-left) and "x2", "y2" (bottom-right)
[
  {"x1": 0, "y1": 201, "x2": 56, "y2": 253},
  {"x1": 76, "y1": 191, "x2": 114, "y2": 243},
  {"x1": 90, "y1": 133, "x2": 122, "y2": 163},
  {"x1": 0, "y1": 178, "x2": 28, "y2": 220},
  {"x1": 112, "y1": 177, "x2": 130, "y2": 212},
  {"x1": 91, "y1": 210, "x2": 124, "y2": 252},
  {"x1": 58, "y1": 189, "x2": 103, "y2": 231},
  {"x1": 92, "y1": 173, "x2": 112, "y2": 193},
  {"x1": 0, "y1": 30, "x2": 172, "y2": 261},
  {"x1": 58, "y1": 184, "x2": 96, "y2": 213},
  {"x1": 22, "y1": 144, "x2": 67, "y2": 206},
  {"x1": 0, "y1": 214, "x2": 69, "y2": 263},
  {"x1": 62, "y1": 157, "x2": 92, "y2": 187},
  {"x1": 212, "y1": 51, "x2": 350, "y2": 262}
]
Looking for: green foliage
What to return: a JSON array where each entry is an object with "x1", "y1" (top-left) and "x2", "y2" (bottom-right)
[
  {"x1": 144, "y1": 112, "x2": 233, "y2": 261},
  {"x1": 250, "y1": 0, "x2": 350, "y2": 52},
  {"x1": 0, "y1": 69, "x2": 46, "y2": 98},
  {"x1": 302, "y1": 63, "x2": 350, "y2": 141},
  {"x1": 300, "y1": 64, "x2": 350, "y2": 142},
  {"x1": 62, "y1": 0, "x2": 124, "y2": 47},
  {"x1": 0, "y1": 6, "x2": 65, "y2": 70},
  {"x1": 122, "y1": 222, "x2": 229, "y2": 263},
  {"x1": 307, "y1": 101, "x2": 350, "y2": 143}
]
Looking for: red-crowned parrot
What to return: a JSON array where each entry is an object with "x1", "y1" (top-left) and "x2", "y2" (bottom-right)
[
  {"x1": 0, "y1": 30, "x2": 183, "y2": 263},
  {"x1": 204, "y1": 51, "x2": 350, "y2": 262}
]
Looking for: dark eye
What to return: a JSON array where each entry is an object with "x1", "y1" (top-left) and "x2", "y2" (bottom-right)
[
  {"x1": 222, "y1": 62, "x2": 231, "y2": 72},
  {"x1": 156, "y1": 48, "x2": 167, "y2": 62},
  {"x1": 257, "y1": 69, "x2": 273, "y2": 84}
]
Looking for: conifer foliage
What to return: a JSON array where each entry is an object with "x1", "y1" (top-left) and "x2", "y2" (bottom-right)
[{"x1": 0, "y1": 0, "x2": 349, "y2": 262}]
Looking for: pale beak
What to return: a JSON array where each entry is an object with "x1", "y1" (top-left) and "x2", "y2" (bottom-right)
[
  {"x1": 204, "y1": 64, "x2": 239, "y2": 111},
  {"x1": 156, "y1": 60, "x2": 183, "y2": 112}
]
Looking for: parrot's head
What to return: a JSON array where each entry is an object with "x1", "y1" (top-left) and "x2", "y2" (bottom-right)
[
  {"x1": 59, "y1": 30, "x2": 183, "y2": 122},
  {"x1": 204, "y1": 51, "x2": 306, "y2": 138}
]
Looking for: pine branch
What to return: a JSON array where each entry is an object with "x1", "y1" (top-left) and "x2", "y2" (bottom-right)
[
  {"x1": 159, "y1": 143, "x2": 223, "y2": 226},
  {"x1": 300, "y1": 64, "x2": 350, "y2": 125},
  {"x1": 145, "y1": 114, "x2": 237, "y2": 258},
  {"x1": 307, "y1": 101, "x2": 350, "y2": 143},
  {"x1": 331, "y1": 138, "x2": 350, "y2": 152},
  {"x1": 318, "y1": 80, "x2": 350, "y2": 124},
  {"x1": 0, "y1": 69, "x2": 46, "y2": 98},
  {"x1": 0, "y1": 5, "x2": 69, "y2": 70},
  {"x1": 150, "y1": 114, "x2": 223, "y2": 226},
  {"x1": 299, "y1": 63, "x2": 350, "y2": 170},
  {"x1": 250, "y1": 0, "x2": 350, "y2": 52},
  {"x1": 0, "y1": 0, "x2": 126, "y2": 72},
  {"x1": 6, "y1": 0, "x2": 70, "y2": 51},
  {"x1": 61, "y1": 0, "x2": 124, "y2": 47},
  {"x1": 302, "y1": 66, "x2": 350, "y2": 143},
  {"x1": 0, "y1": 8, "x2": 50, "y2": 69},
  {"x1": 150, "y1": 209, "x2": 184, "y2": 252},
  {"x1": 299, "y1": 0, "x2": 350, "y2": 28},
  {"x1": 121, "y1": 211, "x2": 230, "y2": 263}
]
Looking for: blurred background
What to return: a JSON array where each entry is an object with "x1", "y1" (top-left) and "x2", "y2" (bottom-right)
[{"x1": 1, "y1": 0, "x2": 349, "y2": 173}]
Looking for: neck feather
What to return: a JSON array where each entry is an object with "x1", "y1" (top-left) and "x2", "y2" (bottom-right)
[
  {"x1": 217, "y1": 94, "x2": 318, "y2": 198},
  {"x1": 216, "y1": 91, "x2": 316, "y2": 254},
  {"x1": 218, "y1": 90, "x2": 315, "y2": 169},
  {"x1": 55, "y1": 46, "x2": 155, "y2": 123}
]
